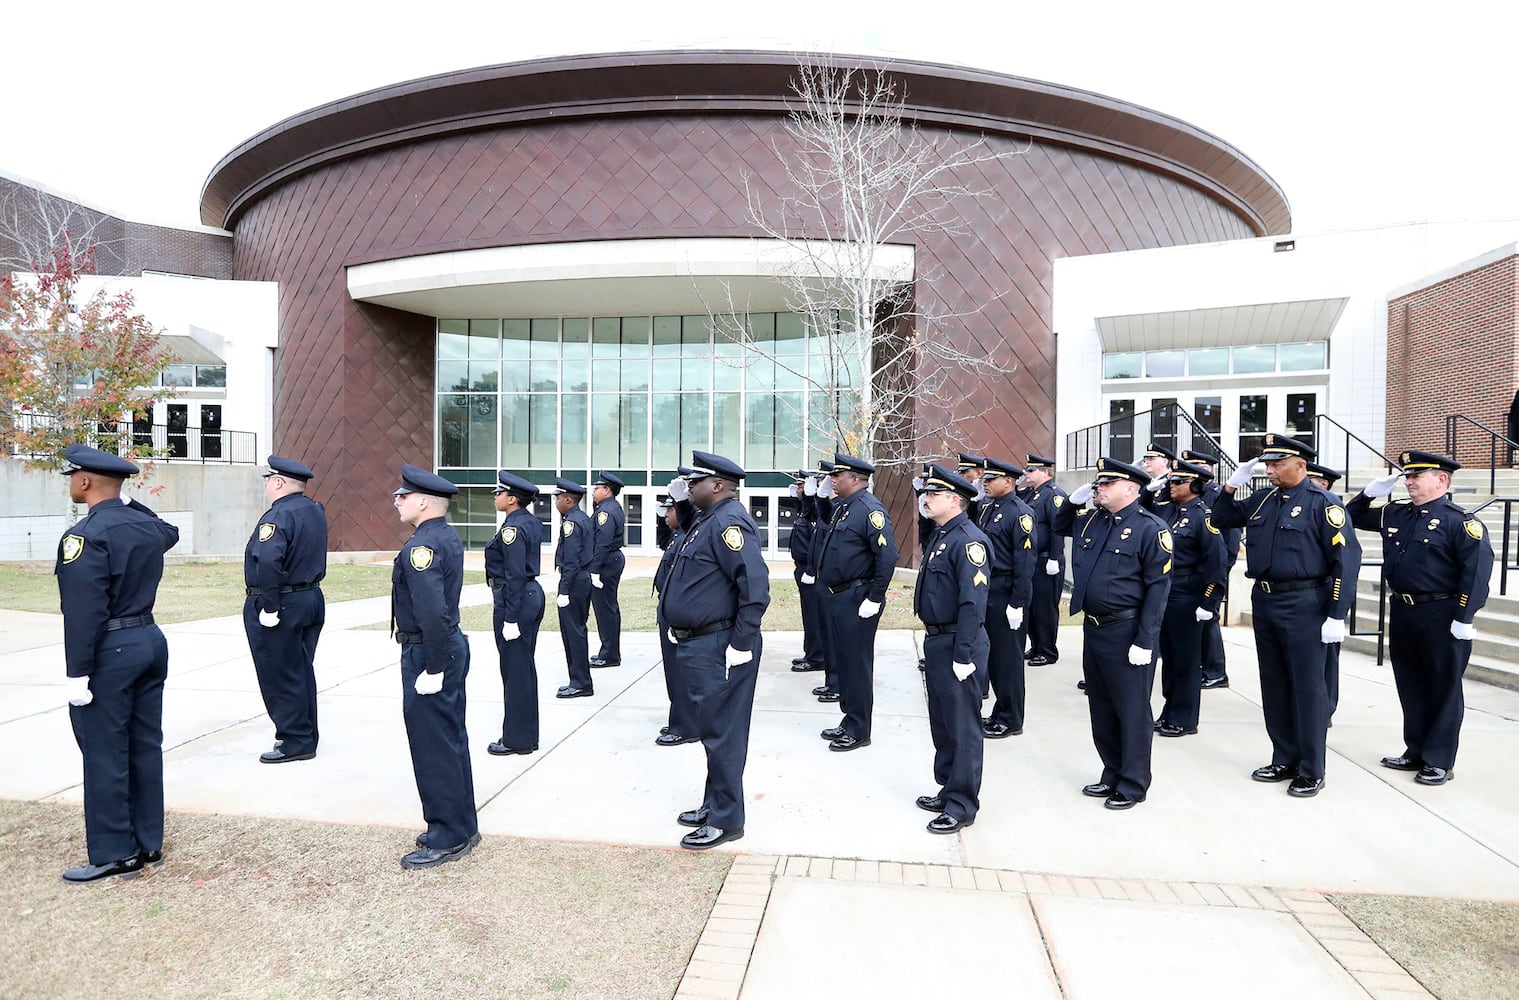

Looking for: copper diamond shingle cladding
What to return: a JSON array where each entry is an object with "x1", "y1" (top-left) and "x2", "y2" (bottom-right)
[{"x1": 210, "y1": 52, "x2": 1285, "y2": 550}]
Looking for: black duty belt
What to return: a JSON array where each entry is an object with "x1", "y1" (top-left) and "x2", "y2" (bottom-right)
[
  {"x1": 104, "y1": 614, "x2": 154, "y2": 631},
  {"x1": 1085, "y1": 608, "x2": 1138, "y2": 627},
  {"x1": 1254, "y1": 577, "x2": 1329, "y2": 594},
  {"x1": 924, "y1": 623, "x2": 957, "y2": 635},
  {"x1": 828, "y1": 578, "x2": 871, "y2": 595},
  {"x1": 670, "y1": 619, "x2": 734, "y2": 641},
  {"x1": 395, "y1": 627, "x2": 460, "y2": 645},
  {"x1": 486, "y1": 576, "x2": 537, "y2": 588},
  {"x1": 245, "y1": 582, "x2": 319, "y2": 596},
  {"x1": 1391, "y1": 591, "x2": 1455, "y2": 605},
  {"x1": 991, "y1": 570, "x2": 1016, "y2": 579}
]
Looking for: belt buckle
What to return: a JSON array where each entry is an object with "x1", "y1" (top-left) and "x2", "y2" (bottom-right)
[
  {"x1": 1259, "y1": 581, "x2": 1272, "y2": 594},
  {"x1": 1400, "y1": 593, "x2": 1415, "y2": 605}
]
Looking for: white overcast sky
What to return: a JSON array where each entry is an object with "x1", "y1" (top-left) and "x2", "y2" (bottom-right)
[{"x1": 3, "y1": 0, "x2": 1514, "y2": 236}]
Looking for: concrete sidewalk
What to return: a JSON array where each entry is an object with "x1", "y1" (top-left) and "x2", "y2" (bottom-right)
[{"x1": 6, "y1": 595, "x2": 1517, "y2": 998}]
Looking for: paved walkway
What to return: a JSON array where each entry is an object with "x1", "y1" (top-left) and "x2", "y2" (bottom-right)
[{"x1": 5, "y1": 587, "x2": 1518, "y2": 999}]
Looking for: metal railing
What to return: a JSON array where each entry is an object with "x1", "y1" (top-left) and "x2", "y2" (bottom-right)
[
  {"x1": 1445, "y1": 414, "x2": 1519, "y2": 495},
  {"x1": 1470, "y1": 496, "x2": 1519, "y2": 597},
  {"x1": 1065, "y1": 403, "x2": 1237, "y2": 480},
  {"x1": 9, "y1": 412, "x2": 259, "y2": 464},
  {"x1": 1351, "y1": 558, "x2": 1387, "y2": 665},
  {"x1": 1312, "y1": 414, "x2": 1396, "y2": 491}
]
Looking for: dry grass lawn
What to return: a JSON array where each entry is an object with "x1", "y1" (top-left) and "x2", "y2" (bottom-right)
[
  {"x1": 1331, "y1": 892, "x2": 1519, "y2": 999},
  {"x1": 0, "y1": 800, "x2": 729, "y2": 1000}
]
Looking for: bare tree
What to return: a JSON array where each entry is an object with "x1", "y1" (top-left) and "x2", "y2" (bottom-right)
[
  {"x1": 0, "y1": 176, "x2": 126, "y2": 274},
  {"x1": 723, "y1": 58, "x2": 1025, "y2": 470}
]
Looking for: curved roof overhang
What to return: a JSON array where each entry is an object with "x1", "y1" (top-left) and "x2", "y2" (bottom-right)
[{"x1": 201, "y1": 50, "x2": 1289, "y2": 236}]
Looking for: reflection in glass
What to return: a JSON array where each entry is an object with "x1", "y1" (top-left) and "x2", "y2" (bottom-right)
[
  {"x1": 1102, "y1": 353, "x2": 1142, "y2": 379},
  {"x1": 529, "y1": 395, "x2": 557, "y2": 467},
  {"x1": 1188, "y1": 348, "x2": 1229, "y2": 376},
  {"x1": 1279, "y1": 342, "x2": 1326, "y2": 371},
  {"x1": 1233, "y1": 345, "x2": 1275, "y2": 374},
  {"x1": 501, "y1": 395, "x2": 529, "y2": 467},
  {"x1": 1145, "y1": 350, "x2": 1185, "y2": 378}
]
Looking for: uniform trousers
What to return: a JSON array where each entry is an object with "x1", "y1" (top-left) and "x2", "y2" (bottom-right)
[
  {"x1": 795, "y1": 566, "x2": 826, "y2": 667},
  {"x1": 824, "y1": 583, "x2": 881, "y2": 739},
  {"x1": 813, "y1": 583, "x2": 838, "y2": 694},
  {"x1": 1325, "y1": 645, "x2": 1341, "y2": 719},
  {"x1": 1250, "y1": 585, "x2": 1332, "y2": 780},
  {"x1": 1201, "y1": 614, "x2": 1228, "y2": 682},
  {"x1": 984, "y1": 577, "x2": 1026, "y2": 730},
  {"x1": 492, "y1": 581, "x2": 544, "y2": 749},
  {"x1": 677, "y1": 630, "x2": 761, "y2": 831},
  {"x1": 558, "y1": 577, "x2": 593, "y2": 689},
  {"x1": 1028, "y1": 570, "x2": 1062, "y2": 660},
  {"x1": 591, "y1": 550, "x2": 625, "y2": 662},
  {"x1": 400, "y1": 629, "x2": 477, "y2": 850},
  {"x1": 69, "y1": 624, "x2": 168, "y2": 865},
  {"x1": 243, "y1": 587, "x2": 325, "y2": 755},
  {"x1": 1388, "y1": 597, "x2": 1471, "y2": 769},
  {"x1": 923, "y1": 631, "x2": 989, "y2": 821},
  {"x1": 1081, "y1": 615, "x2": 1155, "y2": 799},
  {"x1": 1157, "y1": 577, "x2": 1206, "y2": 729},
  {"x1": 656, "y1": 609, "x2": 698, "y2": 738}
]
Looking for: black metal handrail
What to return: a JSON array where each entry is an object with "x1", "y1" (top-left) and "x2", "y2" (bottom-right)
[
  {"x1": 1065, "y1": 403, "x2": 1237, "y2": 479},
  {"x1": 1446, "y1": 414, "x2": 1519, "y2": 495},
  {"x1": 1469, "y1": 496, "x2": 1519, "y2": 597},
  {"x1": 1312, "y1": 414, "x2": 1396, "y2": 490},
  {"x1": 1350, "y1": 558, "x2": 1387, "y2": 665},
  {"x1": 10, "y1": 412, "x2": 259, "y2": 465}
]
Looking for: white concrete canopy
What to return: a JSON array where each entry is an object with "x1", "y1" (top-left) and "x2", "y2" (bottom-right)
[
  {"x1": 346, "y1": 237, "x2": 917, "y2": 318},
  {"x1": 1094, "y1": 297, "x2": 1349, "y2": 353}
]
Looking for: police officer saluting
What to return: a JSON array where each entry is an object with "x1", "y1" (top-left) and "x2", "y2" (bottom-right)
[
  {"x1": 976, "y1": 458, "x2": 1037, "y2": 738},
  {"x1": 1184, "y1": 449, "x2": 1240, "y2": 691},
  {"x1": 1054, "y1": 458, "x2": 1172, "y2": 809},
  {"x1": 664, "y1": 451, "x2": 771, "y2": 850},
  {"x1": 589, "y1": 471, "x2": 626, "y2": 668},
  {"x1": 550, "y1": 478, "x2": 595, "y2": 699},
  {"x1": 913, "y1": 465, "x2": 992, "y2": 833},
  {"x1": 1154, "y1": 460, "x2": 1228, "y2": 737},
  {"x1": 56, "y1": 445, "x2": 180, "y2": 882},
  {"x1": 1020, "y1": 455, "x2": 1068, "y2": 667},
  {"x1": 1348, "y1": 451, "x2": 1493, "y2": 785},
  {"x1": 391, "y1": 464, "x2": 478, "y2": 869},
  {"x1": 788, "y1": 469, "x2": 826, "y2": 674},
  {"x1": 1212, "y1": 434, "x2": 1358, "y2": 798},
  {"x1": 244, "y1": 455, "x2": 328, "y2": 764},
  {"x1": 485, "y1": 472, "x2": 544, "y2": 756},
  {"x1": 653, "y1": 480, "x2": 700, "y2": 746}
]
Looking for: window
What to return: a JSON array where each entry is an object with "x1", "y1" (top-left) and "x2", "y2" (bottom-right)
[
  {"x1": 1188, "y1": 349, "x2": 1230, "y2": 376},
  {"x1": 1102, "y1": 353, "x2": 1142, "y2": 379},
  {"x1": 1232, "y1": 345, "x2": 1276, "y2": 374},
  {"x1": 1279, "y1": 342, "x2": 1327, "y2": 371},
  {"x1": 1145, "y1": 351, "x2": 1185, "y2": 378}
]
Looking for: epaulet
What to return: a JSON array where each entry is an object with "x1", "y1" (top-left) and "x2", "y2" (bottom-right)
[{"x1": 1448, "y1": 501, "x2": 1469, "y2": 515}]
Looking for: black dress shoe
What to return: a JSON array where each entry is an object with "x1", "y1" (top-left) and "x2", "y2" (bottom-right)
[
  {"x1": 401, "y1": 833, "x2": 481, "y2": 870},
  {"x1": 655, "y1": 732, "x2": 700, "y2": 747},
  {"x1": 791, "y1": 661, "x2": 823, "y2": 672},
  {"x1": 1076, "y1": 679, "x2": 1087, "y2": 691},
  {"x1": 681, "y1": 825, "x2": 744, "y2": 850},
  {"x1": 811, "y1": 685, "x2": 830, "y2": 696},
  {"x1": 1380, "y1": 755, "x2": 1423, "y2": 771},
  {"x1": 659, "y1": 726, "x2": 672, "y2": 736},
  {"x1": 259, "y1": 747, "x2": 316, "y2": 764},
  {"x1": 1104, "y1": 791, "x2": 1144, "y2": 810},
  {"x1": 981, "y1": 720, "x2": 1019, "y2": 739},
  {"x1": 816, "y1": 689, "x2": 841, "y2": 703},
  {"x1": 791, "y1": 656, "x2": 807, "y2": 666},
  {"x1": 1287, "y1": 776, "x2": 1325, "y2": 797},
  {"x1": 1156, "y1": 722, "x2": 1198, "y2": 738},
  {"x1": 555, "y1": 686, "x2": 594, "y2": 699},
  {"x1": 141, "y1": 849, "x2": 163, "y2": 867},
  {"x1": 820, "y1": 726, "x2": 847, "y2": 741},
  {"x1": 1082, "y1": 782, "x2": 1115, "y2": 798},
  {"x1": 677, "y1": 807, "x2": 710, "y2": 828},
  {"x1": 62, "y1": 854, "x2": 145, "y2": 883},
  {"x1": 915, "y1": 795, "x2": 945, "y2": 813},
  {"x1": 487, "y1": 742, "x2": 535, "y2": 756},
  {"x1": 1028, "y1": 654, "x2": 1057, "y2": 666},
  {"x1": 917, "y1": 657, "x2": 926, "y2": 672},
  {"x1": 589, "y1": 658, "x2": 620, "y2": 668},
  {"x1": 1415, "y1": 766, "x2": 1454, "y2": 786},
  {"x1": 926, "y1": 813, "x2": 973, "y2": 834},
  {"x1": 1201, "y1": 676, "x2": 1230, "y2": 689},
  {"x1": 1252, "y1": 763, "x2": 1299, "y2": 783},
  {"x1": 828, "y1": 734, "x2": 871, "y2": 752}
]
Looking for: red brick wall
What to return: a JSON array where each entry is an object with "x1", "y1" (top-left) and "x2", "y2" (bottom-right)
[{"x1": 1386, "y1": 254, "x2": 1519, "y2": 462}]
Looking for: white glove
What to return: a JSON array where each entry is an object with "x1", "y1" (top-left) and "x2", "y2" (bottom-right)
[
  {"x1": 1226, "y1": 460, "x2": 1262, "y2": 490},
  {"x1": 952, "y1": 661, "x2": 975, "y2": 682},
  {"x1": 911, "y1": 475, "x2": 924, "y2": 491},
  {"x1": 818, "y1": 476, "x2": 835, "y2": 498},
  {"x1": 974, "y1": 480, "x2": 986, "y2": 501},
  {"x1": 1044, "y1": 559, "x2": 1060, "y2": 576},
  {"x1": 1320, "y1": 618, "x2": 1346, "y2": 644},
  {"x1": 803, "y1": 477, "x2": 817, "y2": 497},
  {"x1": 800, "y1": 573, "x2": 816, "y2": 585},
  {"x1": 788, "y1": 482, "x2": 799, "y2": 498},
  {"x1": 667, "y1": 477, "x2": 689, "y2": 502},
  {"x1": 414, "y1": 671, "x2": 444, "y2": 695},
  {"x1": 1127, "y1": 645, "x2": 1151, "y2": 666},
  {"x1": 1006, "y1": 606, "x2": 1024, "y2": 630},
  {"x1": 591, "y1": 573, "x2": 604, "y2": 589},
  {"x1": 500, "y1": 620, "x2": 521, "y2": 642},
  {"x1": 1195, "y1": 607, "x2": 1214, "y2": 622},
  {"x1": 667, "y1": 628, "x2": 679, "y2": 645},
  {"x1": 556, "y1": 594, "x2": 570, "y2": 609},
  {"x1": 258, "y1": 609, "x2": 280, "y2": 627},
  {"x1": 858, "y1": 598, "x2": 882, "y2": 619},
  {"x1": 1069, "y1": 483, "x2": 1095, "y2": 505},
  {"x1": 1451, "y1": 620, "x2": 1476, "y2": 640},
  {"x1": 66, "y1": 675, "x2": 93, "y2": 707},
  {"x1": 917, "y1": 496, "x2": 932, "y2": 517},
  {"x1": 725, "y1": 646, "x2": 752, "y2": 667},
  {"x1": 1146, "y1": 476, "x2": 1167, "y2": 493},
  {"x1": 1364, "y1": 471, "x2": 1401, "y2": 499}
]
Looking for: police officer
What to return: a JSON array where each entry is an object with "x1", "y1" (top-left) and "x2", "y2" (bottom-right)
[
  {"x1": 391, "y1": 464, "x2": 478, "y2": 870},
  {"x1": 913, "y1": 465, "x2": 992, "y2": 833},
  {"x1": 956, "y1": 452, "x2": 987, "y2": 521},
  {"x1": 1348, "y1": 451, "x2": 1493, "y2": 786},
  {"x1": 654, "y1": 474, "x2": 700, "y2": 747},
  {"x1": 1307, "y1": 461, "x2": 1353, "y2": 718},
  {"x1": 816, "y1": 453, "x2": 899, "y2": 751},
  {"x1": 664, "y1": 451, "x2": 771, "y2": 850},
  {"x1": 1212, "y1": 434, "x2": 1359, "y2": 797},
  {"x1": 550, "y1": 478, "x2": 595, "y2": 698},
  {"x1": 244, "y1": 454, "x2": 328, "y2": 764},
  {"x1": 976, "y1": 457, "x2": 1037, "y2": 738},
  {"x1": 1054, "y1": 458, "x2": 1172, "y2": 809},
  {"x1": 806, "y1": 460, "x2": 843, "y2": 702},
  {"x1": 1154, "y1": 460, "x2": 1228, "y2": 737},
  {"x1": 485, "y1": 472, "x2": 543, "y2": 756},
  {"x1": 788, "y1": 469, "x2": 826, "y2": 674},
  {"x1": 589, "y1": 471, "x2": 626, "y2": 668},
  {"x1": 56, "y1": 445, "x2": 180, "y2": 882},
  {"x1": 1138, "y1": 442, "x2": 1179, "y2": 515},
  {"x1": 1020, "y1": 455, "x2": 1069, "y2": 666},
  {"x1": 1184, "y1": 449, "x2": 1240, "y2": 690}
]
